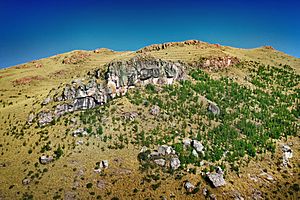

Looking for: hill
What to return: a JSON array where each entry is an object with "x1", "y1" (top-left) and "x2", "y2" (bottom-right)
[{"x1": 0, "y1": 40, "x2": 299, "y2": 199}]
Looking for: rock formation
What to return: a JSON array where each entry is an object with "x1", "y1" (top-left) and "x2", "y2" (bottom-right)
[{"x1": 33, "y1": 55, "x2": 186, "y2": 126}]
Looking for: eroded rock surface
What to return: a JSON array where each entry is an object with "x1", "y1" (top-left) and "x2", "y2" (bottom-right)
[{"x1": 33, "y1": 55, "x2": 186, "y2": 126}]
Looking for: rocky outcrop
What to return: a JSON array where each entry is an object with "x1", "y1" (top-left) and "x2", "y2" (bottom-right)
[
  {"x1": 137, "y1": 40, "x2": 207, "y2": 53},
  {"x1": 207, "y1": 167, "x2": 226, "y2": 187},
  {"x1": 33, "y1": 55, "x2": 186, "y2": 126}
]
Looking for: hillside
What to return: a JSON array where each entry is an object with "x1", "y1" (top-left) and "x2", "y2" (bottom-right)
[{"x1": 0, "y1": 40, "x2": 299, "y2": 200}]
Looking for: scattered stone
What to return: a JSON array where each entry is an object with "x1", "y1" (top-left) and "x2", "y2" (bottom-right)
[
  {"x1": 97, "y1": 180, "x2": 106, "y2": 189},
  {"x1": 203, "y1": 187, "x2": 208, "y2": 196},
  {"x1": 72, "y1": 128, "x2": 88, "y2": 137},
  {"x1": 42, "y1": 96, "x2": 52, "y2": 105},
  {"x1": 123, "y1": 112, "x2": 138, "y2": 121},
  {"x1": 192, "y1": 140, "x2": 204, "y2": 153},
  {"x1": 154, "y1": 159, "x2": 166, "y2": 167},
  {"x1": 170, "y1": 157, "x2": 181, "y2": 170},
  {"x1": 183, "y1": 138, "x2": 191, "y2": 148},
  {"x1": 64, "y1": 191, "x2": 76, "y2": 200},
  {"x1": 94, "y1": 169, "x2": 102, "y2": 174},
  {"x1": 22, "y1": 178, "x2": 31, "y2": 185},
  {"x1": 76, "y1": 140, "x2": 84, "y2": 145},
  {"x1": 210, "y1": 194, "x2": 217, "y2": 200},
  {"x1": 252, "y1": 189, "x2": 262, "y2": 200},
  {"x1": 259, "y1": 172, "x2": 274, "y2": 181},
  {"x1": 39, "y1": 155, "x2": 54, "y2": 164},
  {"x1": 100, "y1": 160, "x2": 109, "y2": 169},
  {"x1": 70, "y1": 118, "x2": 77, "y2": 124},
  {"x1": 150, "y1": 105, "x2": 160, "y2": 115},
  {"x1": 140, "y1": 146, "x2": 148, "y2": 153},
  {"x1": 282, "y1": 144, "x2": 293, "y2": 167},
  {"x1": 27, "y1": 113, "x2": 35, "y2": 124},
  {"x1": 192, "y1": 149, "x2": 199, "y2": 158},
  {"x1": 184, "y1": 181, "x2": 195, "y2": 193},
  {"x1": 207, "y1": 167, "x2": 226, "y2": 187},
  {"x1": 208, "y1": 102, "x2": 220, "y2": 115}
]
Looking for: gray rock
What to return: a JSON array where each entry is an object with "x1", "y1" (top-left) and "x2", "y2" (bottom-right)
[
  {"x1": 73, "y1": 97, "x2": 96, "y2": 110},
  {"x1": 40, "y1": 155, "x2": 54, "y2": 164},
  {"x1": 192, "y1": 140, "x2": 204, "y2": 153},
  {"x1": 183, "y1": 138, "x2": 191, "y2": 148},
  {"x1": 170, "y1": 157, "x2": 180, "y2": 170},
  {"x1": 140, "y1": 146, "x2": 148, "y2": 153},
  {"x1": 97, "y1": 180, "x2": 106, "y2": 189},
  {"x1": 154, "y1": 159, "x2": 166, "y2": 167},
  {"x1": 100, "y1": 160, "x2": 109, "y2": 169},
  {"x1": 210, "y1": 194, "x2": 217, "y2": 200},
  {"x1": 37, "y1": 111, "x2": 53, "y2": 127},
  {"x1": 282, "y1": 144, "x2": 293, "y2": 167},
  {"x1": 207, "y1": 167, "x2": 226, "y2": 187},
  {"x1": 54, "y1": 104, "x2": 73, "y2": 117},
  {"x1": 22, "y1": 178, "x2": 31, "y2": 185},
  {"x1": 123, "y1": 112, "x2": 138, "y2": 121},
  {"x1": 158, "y1": 145, "x2": 173, "y2": 156},
  {"x1": 184, "y1": 181, "x2": 195, "y2": 193},
  {"x1": 73, "y1": 128, "x2": 88, "y2": 137},
  {"x1": 208, "y1": 102, "x2": 220, "y2": 115},
  {"x1": 192, "y1": 149, "x2": 199, "y2": 158},
  {"x1": 42, "y1": 96, "x2": 52, "y2": 105},
  {"x1": 27, "y1": 113, "x2": 35, "y2": 124},
  {"x1": 76, "y1": 140, "x2": 84, "y2": 145},
  {"x1": 150, "y1": 105, "x2": 160, "y2": 115}
]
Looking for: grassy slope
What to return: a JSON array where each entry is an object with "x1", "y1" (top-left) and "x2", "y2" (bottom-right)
[{"x1": 0, "y1": 41, "x2": 299, "y2": 199}]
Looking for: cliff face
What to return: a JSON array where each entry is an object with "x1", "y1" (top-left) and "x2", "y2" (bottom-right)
[{"x1": 35, "y1": 55, "x2": 186, "y2": 126}]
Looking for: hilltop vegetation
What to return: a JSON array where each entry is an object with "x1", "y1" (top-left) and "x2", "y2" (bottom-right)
[{"x1": 0, "y1": 40, "x2": 299, "y2": 199}]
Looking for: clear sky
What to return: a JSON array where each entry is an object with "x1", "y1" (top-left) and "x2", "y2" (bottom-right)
[{"x1": 0, "y1": 0, "x2": 299, "y2": 68}]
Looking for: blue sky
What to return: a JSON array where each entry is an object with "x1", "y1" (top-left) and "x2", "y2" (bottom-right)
[{"x1": 0, "y1": 0, "x2": 299, "y2": 68}]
